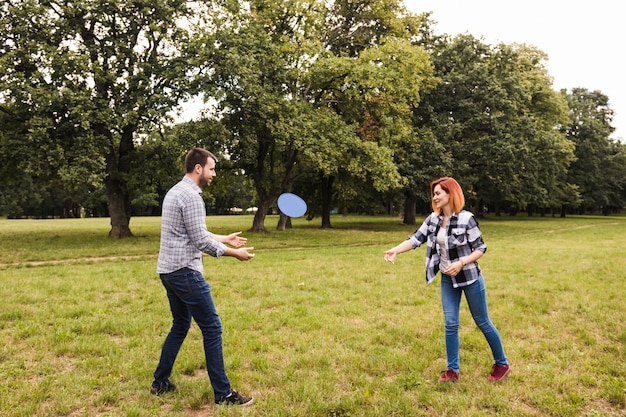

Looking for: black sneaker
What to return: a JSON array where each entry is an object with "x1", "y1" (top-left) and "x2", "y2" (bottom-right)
[
  {"x1": 215, "y1": 389, "x2": 253, "y2": 406},
  {"x1": 150, "y1": 380, "x2": 176, "y2": 395}
]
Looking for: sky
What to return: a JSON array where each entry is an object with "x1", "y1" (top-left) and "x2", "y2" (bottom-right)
[{"x1": 404, "y1": 0, "x2": 625, "y2": 141}]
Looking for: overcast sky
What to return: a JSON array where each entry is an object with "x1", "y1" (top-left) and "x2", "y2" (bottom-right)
[{"x1": 405, "y1": 0, "x2": 625, "y2": 141}]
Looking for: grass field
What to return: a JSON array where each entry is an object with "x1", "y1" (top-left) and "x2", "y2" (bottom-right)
[{"x1": 0, "y1": 214, "x2": 624, "y2": 416}]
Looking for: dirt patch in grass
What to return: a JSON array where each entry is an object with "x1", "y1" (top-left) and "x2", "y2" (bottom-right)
[{"x1": 0, "y1": 254, "x2": 156, "y2": 268}]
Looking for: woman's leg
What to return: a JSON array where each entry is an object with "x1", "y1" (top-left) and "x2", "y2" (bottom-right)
[
  {"x1": 463, "y1": 274, "x2": 508, "y2": 366},
  {"x1": 440, "y1": 274, "x2": 463, "y2": 372}
]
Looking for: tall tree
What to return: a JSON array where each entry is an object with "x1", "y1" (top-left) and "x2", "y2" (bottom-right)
[
  {"x1": 306, "y1": 1, "x2": 437, "y2": 227},
  {"x1": 197, "y1": 0, "x2": 434, "y2": 231},
  {"x1": 416, "y1": 34, "x2": 574, "y2": 215},
  {"x1": 563, "y1": 88, "x2": 619, "y2": 214},
  {"x1": 191, "y1": 1, "x2": 311, "y2": 231},
  {"x1": 308, "y1": 36, "x2": 435, "y2": 227},
  {"x1": 0, "y1": 0, "x2": 202, "y2": 236}
]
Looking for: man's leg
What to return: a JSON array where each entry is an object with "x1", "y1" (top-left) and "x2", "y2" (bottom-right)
[
  {"x1": 153, "y1": 270, "x2": 193, "y2": 386},
  {"x1": 182, "y1": 270, "x2": 231, "y2": 400}
]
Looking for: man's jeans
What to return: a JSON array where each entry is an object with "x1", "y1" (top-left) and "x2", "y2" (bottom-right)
[
  {"x1": 153, "y1": 268, "x2": 230, "y2": 399},
  {"x1": 440, "y1": 273, "x2": 508, "y2": 372}
]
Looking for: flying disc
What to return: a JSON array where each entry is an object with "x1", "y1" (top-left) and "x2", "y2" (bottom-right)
[{"x1": 277, "y1": 193, "x2": 307, "y2": 217}]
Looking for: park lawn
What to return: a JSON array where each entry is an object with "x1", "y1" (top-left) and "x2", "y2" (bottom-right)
[{"x1": 0, "y1": 214, "x2": 624, "y2": 416}]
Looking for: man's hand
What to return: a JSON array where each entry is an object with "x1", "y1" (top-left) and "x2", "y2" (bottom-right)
[
  {"x1": 233, "y1": 247, "x2": 255, "y2": 261},
  {"x1": 222, "y1": 231, "x2": 247, "y2": 248}
]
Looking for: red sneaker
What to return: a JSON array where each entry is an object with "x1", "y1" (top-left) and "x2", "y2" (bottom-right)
[
  {"x1": 488, "y1": 364, "x2": 510, "y2": 381},
  {"x1": 438, "y1": 369, "x2": 459, "y2": 382}
]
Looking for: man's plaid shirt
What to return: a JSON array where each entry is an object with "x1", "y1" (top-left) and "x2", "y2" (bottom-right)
[
  {"x1": 157, "y1": 176, "x2": 227, "y2": 274},
  {"x1": 408, "y1": 210, "x2": 487, "y2": 288}
]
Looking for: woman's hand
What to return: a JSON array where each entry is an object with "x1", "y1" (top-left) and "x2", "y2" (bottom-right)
[
  {"x1": 443, "y1": 260, "x2": 464, "y2": 276},
  {"x1": 384, "y1": 250, "x2": 397, "y2": 264},
  {"x1": 383, "y1": 241, "x2": 413, "y2": 264}
]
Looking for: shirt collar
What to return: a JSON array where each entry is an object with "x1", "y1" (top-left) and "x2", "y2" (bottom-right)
[
  {"x1": 437, "y1": 211, "x2": 459, "y2": 219},
  {"x1": 182, "y1": 175, "x2": 202, "y2": 194}
]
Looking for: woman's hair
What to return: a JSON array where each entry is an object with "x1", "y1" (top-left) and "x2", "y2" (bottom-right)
[
  {"x1": 185, "y1": 148, "x2": 217, "y2": 173},
  {"x1": 430, "y1": 177, "x2": 465, "y2": 214}
]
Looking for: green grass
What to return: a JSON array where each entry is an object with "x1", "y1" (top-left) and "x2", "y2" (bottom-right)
[{"x1": 0, "y1": 214, "x2": 625, "y2": 416}]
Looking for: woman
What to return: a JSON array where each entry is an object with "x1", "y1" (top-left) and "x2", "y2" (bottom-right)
[{"x1": 384, "y1": 177, "x2": 510, "y2": 382}]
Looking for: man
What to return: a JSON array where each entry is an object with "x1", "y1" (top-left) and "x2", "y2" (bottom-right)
[{"x1": 151, "y1": 148, "x2": 255, "y2": 406}]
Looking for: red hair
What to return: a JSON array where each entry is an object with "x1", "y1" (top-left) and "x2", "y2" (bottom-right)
[{"x1": 430, "y1": 177, "x2": 465, "y2": 214}]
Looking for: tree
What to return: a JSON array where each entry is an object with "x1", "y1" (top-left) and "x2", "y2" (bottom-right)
[
  {"x1": 195, "y1": 2, "x2": 308, "y2": 232},
  {"x1": 563, "y1": 88, "x2": 621, "y2": 214},
  {"x1": 196, "y1": 0, "x2": 434, "y2": 231},
  {"x1": 129, "y1": 118, "x2": 252, "y2": 216},
  {"x1": 0, "y1": 0, "x2": 203, "y2": 236},
  {"x1": 305, "y1": 1, "x2": 437, "y2": 227},
  {"x1": 603, "y1": 141, "x2": 626, "y2": 214},
  {"x1": 415, "y1": 34, "x2": 574, "y2": 216},
  {"x1": 0, "y1": 103, "x2": 46, "y2": 217},
  {"x1": 308, "y1": 36, "x2": 435, "y2": 227}
]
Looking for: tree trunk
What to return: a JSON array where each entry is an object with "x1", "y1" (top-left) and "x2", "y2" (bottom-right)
[
  {"x1": 249, "y1": 198, "x2": 271, "y2": 232},
  {"x1": 321, "y1": 175, "x2": 334, "y2": 229},
  {"x1": 474, "y1": 199, "x2": 483, "y2": 217},
  {"x1": 276, "y1": 148, "x2": 298, "y2": 231},
  {"x1": 402, "y1": 190, "x2": 417, "y2": 225},
  {"x1": 102, "y1": 124, "x2": 134, "y2": 239},
  {"x1": 277, "y1": 213, "x2": 292, "y2": 230},
  {"x1": 106, "y1": 177, "x2": 133, "y2": 238}
]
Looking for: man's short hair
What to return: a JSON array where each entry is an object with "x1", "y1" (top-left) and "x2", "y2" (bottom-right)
[{"x1": 185, "y1": 148, "x2": 217, "y2": 173}]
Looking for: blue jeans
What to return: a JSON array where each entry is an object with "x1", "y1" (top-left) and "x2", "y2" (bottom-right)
[
  {"x1": 440, "y1": 273, "x2": 508, "y2": 372},
  {"x1": 153, "y1": 268, "x2": 230, "y2": 399}
]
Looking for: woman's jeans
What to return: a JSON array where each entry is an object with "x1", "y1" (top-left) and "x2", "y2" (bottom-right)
[
  {"x1": 153, "y1": 268, "x2": 230, "y2": 399},
  {"x1": 440, "y1": 273, "x2": 508, "y2": 372}
]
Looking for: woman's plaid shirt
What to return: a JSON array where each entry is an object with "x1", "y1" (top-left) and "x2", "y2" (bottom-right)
[
  {"x1": 157, "y1": 176, "x2": 227, "y2": 274},
  {"x1": 408, "y1": 210, "x2": 487, "y2": 288}
]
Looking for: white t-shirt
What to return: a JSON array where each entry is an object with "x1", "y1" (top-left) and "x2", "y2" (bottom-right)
[{"x1": 436, "y1": 226, "x2": 450, "y2": 272}]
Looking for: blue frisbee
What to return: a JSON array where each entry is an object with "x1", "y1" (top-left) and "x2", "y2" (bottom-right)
[{"x1": 277, "y1": 193, "x2": 307, "y2": 218}]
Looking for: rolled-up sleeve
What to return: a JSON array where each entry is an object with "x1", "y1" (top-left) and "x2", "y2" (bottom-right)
[
  {"x1": 408, "y1": 214, "x2": 435, "y2": 249},
  {"x1": 466, "y1": 215, "x2": 487, "y2": 254}
]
